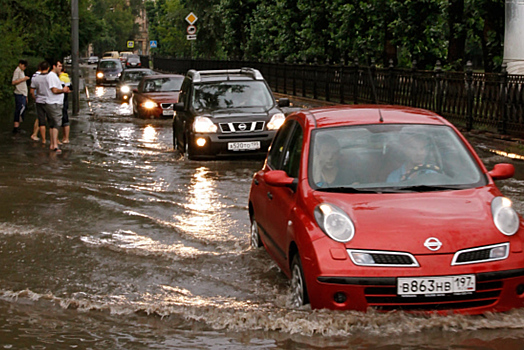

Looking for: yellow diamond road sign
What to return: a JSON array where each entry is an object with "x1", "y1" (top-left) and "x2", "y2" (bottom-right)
[{"x1": 185, "y1": 12, "x2": 198, "y2": 25}]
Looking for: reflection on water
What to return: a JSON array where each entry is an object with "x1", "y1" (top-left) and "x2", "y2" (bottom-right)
[
  {"x1": 140, "y1": 125, "x2": 157, "y2": 143},
  {"x1": 95, "y1": 85, "x2": 107, "y2": 98}
]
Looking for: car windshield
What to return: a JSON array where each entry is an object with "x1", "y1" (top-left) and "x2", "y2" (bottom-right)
[
  {"x1": 309, "y1": 124, "x2": 487, "y2": 192},
  {"x1": 99, "y1": 61, "x2": 119, "y2": 69},
  {"x1": 123, "y1": 70, "x2": 152, "y2": 82},
  {"x1": 192, "y1": 81, "x2": 274, "y2": 110},
  {"x1": 142, "y1": 77, "x2": 183, "y2": 92}
]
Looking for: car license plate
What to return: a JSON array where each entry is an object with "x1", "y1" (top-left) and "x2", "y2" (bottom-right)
[
  {"x1": 162, "y1": 109, "x2": 174, "y2": 116},
  {"x1": 397, "y1": 274, "x2": 475, "y2": 295},
  {"x1": 228, "y1": 141, "x2": 260, "y2": 151}
]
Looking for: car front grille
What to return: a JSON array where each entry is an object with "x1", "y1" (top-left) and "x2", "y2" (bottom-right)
[
  {"x1": 161, "y1": 103, "x2": 173, "y2": 109},
  {"x1": 452, "y1": 243, "x2": 509, "y2": 265},
  {"x1": 363, "y1": 280, "x2": 502, "y2": 311},
  {"x1": 219, "y1": 121, "x2": 265, "y2": 133},
  {"x1": 318, "y1": 268, "x2": 524, "y2": 311},
  {"x1": 348, "y1": 250, "x2": 419, "y2": 267}
]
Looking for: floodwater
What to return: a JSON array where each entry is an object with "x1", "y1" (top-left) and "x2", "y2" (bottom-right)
[{"x1": 1, "y1": 66, "x2": 524, "y2": 349}]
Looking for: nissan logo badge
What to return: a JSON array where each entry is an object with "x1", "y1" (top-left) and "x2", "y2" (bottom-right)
[
  {"x1": 424, "y1": 237, "x2": 442, "y2": 251},
  {"x1": 238, "y1": 123, "x2": 247, "y2": 131}
]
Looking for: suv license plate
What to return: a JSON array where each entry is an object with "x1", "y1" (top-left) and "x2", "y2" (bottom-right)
[
  {"x1": 228, "y1": 141, "x2": 260, "y2": 151},
  {"x1": 397, "y1": 274, "x2": 475, "y2": 296},
  {"x1": 162, "y1": 110, "x2": 174, "y2": 116}
]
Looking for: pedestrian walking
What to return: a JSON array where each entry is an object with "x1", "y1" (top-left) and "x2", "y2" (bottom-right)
[
  {"x1": 12, "y1": 59, "x2": 30, "y2": 133},
  {"x1": 29, "y1": 61, "x2": 50, "y2": 144},
  {"x1": 59, "y1": 66, "x2": 71, "y2": 143},
  {"x1": 44, "y1": 60, "x2": 69, "y2": 153}
]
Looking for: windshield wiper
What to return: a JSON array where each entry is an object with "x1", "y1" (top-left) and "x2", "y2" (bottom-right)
[
  {"x1": 316, "y1": 187, "x2": 381, "y2": 193},
  {"x1": 388, "y1": 185, "x2": 463, "y2": 192}
]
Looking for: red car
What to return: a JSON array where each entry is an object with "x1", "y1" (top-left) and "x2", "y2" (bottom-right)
[
  {"x1": 132, "y1": 74, "x2": 184, "y2": 119},
  {"x1": 248, "y1": 104, "x2": 524, "y2": 314}
]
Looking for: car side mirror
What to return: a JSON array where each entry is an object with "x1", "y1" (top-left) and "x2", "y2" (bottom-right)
[
  {"x1": 264, "y1": 170, "x2": 298, "y2": 192},
  {"x1": 278, "y1": 98, "x2": 290, "y2": 107},
  {"x1": 488, "y1": 163, "x2": 515, "y2": 180},
  {"x1": 174, "y1": 102, "x2": 185, "y2": 111}
]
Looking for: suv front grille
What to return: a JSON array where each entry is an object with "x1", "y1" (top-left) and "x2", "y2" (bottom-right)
[
  {"x1": 161, "y1": 103, "x2": 173, "y2": 109},
  {"x1": 219, "y1": 121, "x2": 265, "y2": 133}
]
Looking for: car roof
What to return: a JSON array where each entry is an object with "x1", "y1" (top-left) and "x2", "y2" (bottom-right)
[
  {"x1": 188, "y1": 68, "x2": 265, "y2": 83},
  {"x1": 99, "y1": 58, "x2": 120, "y2": 62},
  {"x1": 142, "y1": 74, "x2": 184, "y2": 80},
  {"x1": 303, "y1": 105, "x2": 450, "y2": 128},
  {"x1": 123, "y1": 68, "x2": 152, "y2": 72}
]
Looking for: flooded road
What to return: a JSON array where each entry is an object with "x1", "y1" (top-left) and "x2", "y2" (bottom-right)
[{"x1": 1, "y1": 66, "x2": 524, "y2": 349}]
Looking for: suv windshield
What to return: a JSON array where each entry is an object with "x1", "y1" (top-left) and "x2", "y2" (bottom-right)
[
  {"x1": 192, "y1": 81, "x2": 274, "y2": 110},
  {"x1": 309, "y1": 124, "x2": 486, "y2": 192}
]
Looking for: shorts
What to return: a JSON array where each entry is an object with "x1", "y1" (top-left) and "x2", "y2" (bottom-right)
[
  {"x1": 44, "y1": 103, "x2": 63, "y2": 129},
  {"x1": 14, "y1": 93, "x2": 27, "y2": 123},
  {"x1": 36, "y1": 103, "x2": 47, "y2": 127}
]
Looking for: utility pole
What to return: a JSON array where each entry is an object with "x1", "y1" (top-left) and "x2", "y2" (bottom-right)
[{"x1": 71, "y1": 0, "x2": 80, "y2": 115}]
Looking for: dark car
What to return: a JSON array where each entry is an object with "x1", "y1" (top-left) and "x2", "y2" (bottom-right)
[
  {"x1": 173, "y1": 68, "x2": 290, "y2": 160},
  {"x1": 132, "y1": 74, "x2": 184, "y2": 119},
  {"x1": 96, "y1": 59, "x2": 123, "y2": 85},
  {"x1": 115, "y1": 68, "x2": 156, "y2": 102},
  {"x1": 87, "y1": 55, "x2": 99, "y2": 64},
  {"x1": 125, "y1": 54, "x2": 141, "y2": 68}
]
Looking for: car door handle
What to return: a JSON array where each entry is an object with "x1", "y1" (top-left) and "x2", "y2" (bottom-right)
[
  {"x1": 267, "y1": 192, "x2": 273, "y2": 200},
  {"x1": 254, "y1": 178, "x2": 259, "y2": 185}
]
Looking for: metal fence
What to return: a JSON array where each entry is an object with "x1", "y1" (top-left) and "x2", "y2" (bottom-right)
[{"x1": 152, "y1": 57, "x2": 524, "y2": 137}]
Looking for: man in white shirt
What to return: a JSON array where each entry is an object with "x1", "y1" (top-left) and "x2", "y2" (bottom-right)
[
  {"x1": 44, "y1": 60, "x2": 70, "y2": 153},
  {"x1": 12, "y1": 59, "x2": 30, "y2": 133},
  {"x1": 30, "y1": 61, "x2": 51, "y2": 144}
]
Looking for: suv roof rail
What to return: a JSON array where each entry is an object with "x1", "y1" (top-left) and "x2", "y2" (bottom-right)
[{"x1": 187, "y1": 68, "x2": 264, "y2": 83}]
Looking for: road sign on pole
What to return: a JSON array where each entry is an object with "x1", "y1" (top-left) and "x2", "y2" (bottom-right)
[
  {"x1": 127, "y1": 41, "x2": 134, "y2": 48},
  {"x1": 150, "y1": 40, "x2": 157, "y2": 48},
  {"x1": 187, "y1": 35, "x2": 197, "y2": 40},
  {"x1": 185, "y1": 12, "x2": 198, "y2": 25},
  {"x1": 187, "y1": 25, "x2": 197, "y2": 35}
]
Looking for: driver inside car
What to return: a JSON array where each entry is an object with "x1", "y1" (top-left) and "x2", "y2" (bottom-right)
[{"x1": 387, "y1": 133, "x2": 441, "y2": 182}]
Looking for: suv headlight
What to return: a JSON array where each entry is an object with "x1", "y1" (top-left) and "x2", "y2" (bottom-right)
[
  {"x1": 120, "y1": 85, "x2": 130, "y2": 93},
  {"x1": 267, "y1": 113, "x2": 285, "y2": 130},
  {"x1": 193, "y1": 117, "x2": 217, "y2": 133},
  {"x1": 96, "y1": 72, "x2": 104, "y2": 78},
  {"x1": 314, "y1": 203, "x2": 355, "y2": 243},
  {"x1": 492, "y1": 197, "x2": 520, "y2": 236}
]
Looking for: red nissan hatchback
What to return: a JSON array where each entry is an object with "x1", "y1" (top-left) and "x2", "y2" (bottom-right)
[{"x1": 248, "y1": 105, "x2": 524, "y2": 314}]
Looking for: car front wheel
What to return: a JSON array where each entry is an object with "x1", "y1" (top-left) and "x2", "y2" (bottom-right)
[
  {"x1": 250, "y1": 218, "x2": 262, "y2": 248},
  {"x1": 290, "y1": 254, "x2": 309, "y2": 308}
]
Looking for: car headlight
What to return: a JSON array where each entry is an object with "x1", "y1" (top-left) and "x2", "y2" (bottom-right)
[
  {"x1": 142, "y1": 101, "x2": 158, "y2": 109},
  {"x1": 120, "y1": 85, "x2": 130, "y2": 93},
  {"x1": 314, "y1": 203, "x2": 355, "y2": 243},
  {"x1": 492, "y1": 197, "x2": 520, "y2": 236},
  {"x1": 267, "y1": 113, "x2": 285, "y2": 130},
  {"x1": 96, "y1": 72, "x2": 104, "y2": 78},
  {"x1": 193, "y1": 116, "x2": 217, "y2": 133}
]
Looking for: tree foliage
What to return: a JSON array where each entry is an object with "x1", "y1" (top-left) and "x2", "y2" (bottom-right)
[{"x1": 146, "y1": 0, "x2": 505, "y2": 72}]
